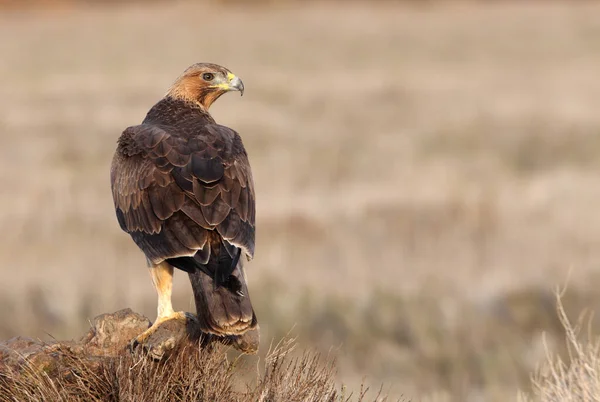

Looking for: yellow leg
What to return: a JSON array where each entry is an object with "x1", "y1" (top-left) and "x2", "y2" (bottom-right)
[
  {"x1": 153, "y1": 262, "x2": 175, "y2": 318},
  {"x1": 133, "y1": 261, "x2": 186, "y2": 345}
]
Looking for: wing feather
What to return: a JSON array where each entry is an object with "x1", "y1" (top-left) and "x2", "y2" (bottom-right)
[
  {"x1": 111, "y1": 123, "x2": 255, "y2": 264},
  {"x1": 201, "y1": 196, "x2": 230, "y2": 226},
  {"x1": 180, "y1": 198, "x2": 211, "y2": 228},
  {"x1": 191, "y1": 154, "x2": 224, "y2": 183},
  {"x1": 193, "y1": 180, "x2": 221, "y2": 205}
]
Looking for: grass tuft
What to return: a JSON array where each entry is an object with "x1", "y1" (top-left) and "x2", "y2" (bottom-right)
[
  {"x1": 520, "y1": 288, "x2": 600, "y2": 402},
  {"x1": 0, "y1": 337, "x2": 391, "y2": 402}
]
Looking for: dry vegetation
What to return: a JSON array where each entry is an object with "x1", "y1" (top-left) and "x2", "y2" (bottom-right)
[
  {"x1": 519, "y1": 290, "x2": 600, "y2": 402},
  {"x1": 1, "y1": 1, "x2": 600, "y2": 400},
  {"x1": 0, "y1": 338, "x2": 361, "y2": 402}
]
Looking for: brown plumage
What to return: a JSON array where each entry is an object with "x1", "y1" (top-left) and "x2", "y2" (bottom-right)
[{"x1": 110, "y1": 63, "x2": 257, "y2": 345}]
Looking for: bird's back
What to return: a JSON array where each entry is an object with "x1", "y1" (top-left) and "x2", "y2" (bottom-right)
[{"x1": 142, "y1": 97, "x2": 215, "y2": 137}]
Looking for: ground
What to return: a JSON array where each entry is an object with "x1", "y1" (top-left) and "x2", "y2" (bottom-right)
[{"x1": 1, "y1": 2, "x2": 600, "y2": 400}]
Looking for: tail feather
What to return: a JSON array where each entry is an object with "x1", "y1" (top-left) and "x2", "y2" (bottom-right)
[
  {"x1": 173, "y1": 243, "x2": 256, "y2": 336},
  {"x1": 187, "y1": 259, "x2": 256, "y2": 335}
]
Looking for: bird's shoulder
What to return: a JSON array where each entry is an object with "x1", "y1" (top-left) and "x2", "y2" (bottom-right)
[
  {"x1": 116, "y1": 96, "x2": 245, "y2": 160},
  {"x1": 115, "y1": 123, "x2": 244, "y2": 163}
]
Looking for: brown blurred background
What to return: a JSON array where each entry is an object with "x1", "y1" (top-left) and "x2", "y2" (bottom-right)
[{"x1": 1, "y1": 1, "x2": 600, "y2": 401}]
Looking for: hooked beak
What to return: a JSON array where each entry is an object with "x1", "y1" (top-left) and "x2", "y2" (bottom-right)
[
  {"x1": 228, "y1": 75, "x2": 244, "y2": 96},
  {"x1": 212, "y1": 72, "x2": 245, "y2": 96}
]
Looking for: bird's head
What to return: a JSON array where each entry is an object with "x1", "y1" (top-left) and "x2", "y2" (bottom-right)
[{"x1": 166, "y1": 63, "x2": 244, "y2": 110}]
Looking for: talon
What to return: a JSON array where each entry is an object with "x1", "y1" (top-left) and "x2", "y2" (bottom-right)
[
  {"x1": 129, "y1": 311, "x2": 188, "y2": 350},
  {"x1": 128, "y1": 338, "x2": 140, "y2": 353}
]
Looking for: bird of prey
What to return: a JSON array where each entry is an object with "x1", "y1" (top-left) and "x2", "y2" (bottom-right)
[{"x1": 110, "y1": 63, "x2": 257, "y2": 349}]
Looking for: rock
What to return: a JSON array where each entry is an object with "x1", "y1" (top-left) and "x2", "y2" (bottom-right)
[
  {"x1": 0, "y1": 308, "x2": 259, "y2": 379},
  {"x1": 0, "y1": 336, "x2": 46, "y2": 372},
  {"x1": 226, "y1": 325, "x2": 260, "y2": 354},
  {"x1": 81, "y1": 308, "x2": 151, "y2": 356}
]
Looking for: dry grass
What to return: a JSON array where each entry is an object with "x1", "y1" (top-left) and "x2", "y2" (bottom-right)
[
  {"x1": 2, "y1": 1, "x2": 600, "y2": 400},
  {"x1": 0, "y1": 338, "x2": 389, "y2": 402},
  {"x1": 519, "y1": 290, "x2": 600, "y2": 402}
]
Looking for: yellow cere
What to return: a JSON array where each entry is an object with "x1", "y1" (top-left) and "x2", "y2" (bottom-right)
[{"x1": 213, "y1": 72, "x2": 237, "y2": 90}]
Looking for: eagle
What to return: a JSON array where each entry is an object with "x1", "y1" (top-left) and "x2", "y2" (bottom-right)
[{"x1": 110, "y1": 63, "x2": 258, "y2": 349}]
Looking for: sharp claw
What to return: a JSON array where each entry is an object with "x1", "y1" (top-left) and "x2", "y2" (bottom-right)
[
  {"x1": 149, "y1": 348, "x2": 164, "y2": 361},
  {"x1": 128, "y1": 338, "x2": 140, "y2": 353},
  {"x1": 128, "y1": 311, "x2": 190, "y2": 353}
]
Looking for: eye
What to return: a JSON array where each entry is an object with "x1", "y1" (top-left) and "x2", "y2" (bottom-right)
[{"x1": 202, "y1": 73, "x2": 214, "y2": 81}]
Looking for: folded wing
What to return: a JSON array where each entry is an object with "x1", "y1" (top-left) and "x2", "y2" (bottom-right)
[{"x1": 111, "y1": 123, "x2": 255, "y2": 265}]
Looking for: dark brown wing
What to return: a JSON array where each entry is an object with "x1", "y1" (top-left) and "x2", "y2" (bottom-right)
[{"x1": 111, "y1": 123, "x2": 255, "y2": 265}]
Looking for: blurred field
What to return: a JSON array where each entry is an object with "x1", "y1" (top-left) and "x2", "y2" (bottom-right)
[{"x1": 2, "y1": 1, "x2": 600, "y2": 400}]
